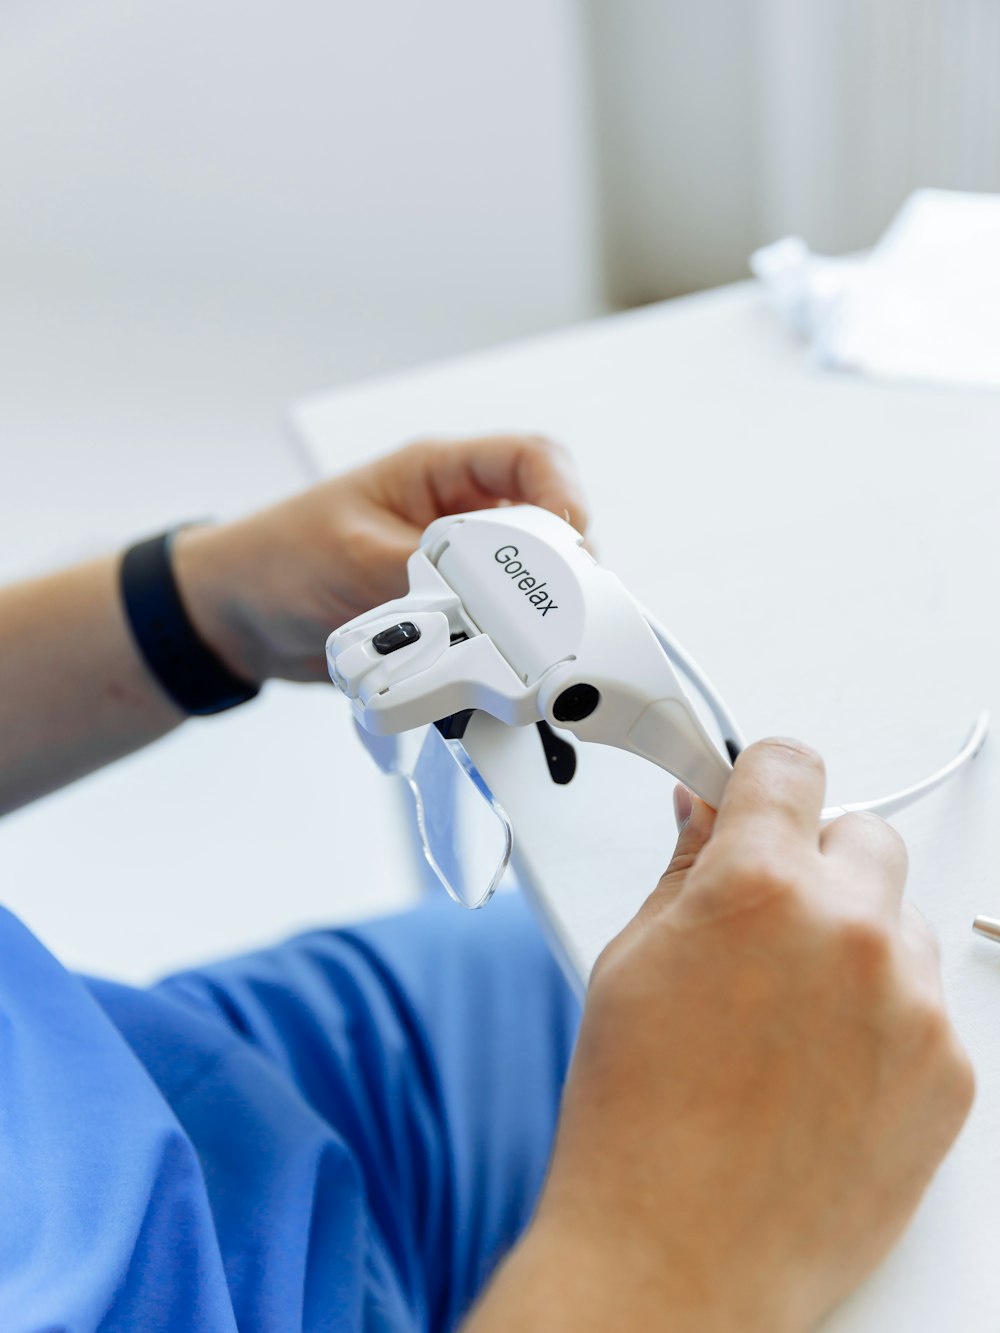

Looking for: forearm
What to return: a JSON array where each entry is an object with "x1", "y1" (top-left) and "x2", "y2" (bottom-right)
[{"x1": 0, "y1": 554, "x2": 183, "y2": 814}]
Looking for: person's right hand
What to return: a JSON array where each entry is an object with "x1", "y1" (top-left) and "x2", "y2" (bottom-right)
[{"x1": 468, "y1": 739, "x2": 975, "y2": 1332}]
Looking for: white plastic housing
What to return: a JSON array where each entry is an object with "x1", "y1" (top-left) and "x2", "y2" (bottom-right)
[{"x1": 326, "y1": 506, "x2": 734, "y2": 805}]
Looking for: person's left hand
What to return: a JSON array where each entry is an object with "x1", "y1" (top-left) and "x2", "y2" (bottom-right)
[{"x1": 172, "y1": 433, "x2": 589, "y2": 684}]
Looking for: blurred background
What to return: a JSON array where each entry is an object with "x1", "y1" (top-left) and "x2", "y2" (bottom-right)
[
  {"x1": 2, "y1": 0, "x2": 999, "y2": 977},
  {"x1": 3, "y1": 0, "x2": 1000, "y2": 570}
]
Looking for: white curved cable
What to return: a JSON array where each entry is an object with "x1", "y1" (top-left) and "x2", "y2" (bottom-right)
[
  {"x1": 641, "y1": 602, "x2": 988, "y2": 820},
  {"x1": 821, "y1": 712, "x2": 990, "y2": 822}
]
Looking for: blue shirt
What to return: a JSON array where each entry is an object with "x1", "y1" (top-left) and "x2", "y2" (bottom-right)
[{"x1": 0, "y1": 893, "x2": 578, "y2": 1332}]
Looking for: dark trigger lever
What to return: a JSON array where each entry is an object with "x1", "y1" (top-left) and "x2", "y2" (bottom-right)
[{"x1": 536, "y1": 720, "x2": 576, "y2": 785}]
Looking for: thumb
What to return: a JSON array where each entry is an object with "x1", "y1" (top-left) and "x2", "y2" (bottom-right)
[{"x1": 649, "y1": 787, "x2": 717, "y2": 912}]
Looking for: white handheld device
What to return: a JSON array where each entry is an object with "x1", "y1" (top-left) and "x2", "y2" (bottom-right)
[{"x1": 326, "y1": 505, "x2": 987, "y2": 820}]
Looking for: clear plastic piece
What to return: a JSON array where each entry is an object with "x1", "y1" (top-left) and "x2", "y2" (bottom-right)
[{"x1": 354, "y1": 718, "x2": 512, "y2": 909}]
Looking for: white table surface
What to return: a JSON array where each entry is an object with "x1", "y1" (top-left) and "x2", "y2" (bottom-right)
[{"x1": 293, "y1": 281, "x2": 1000, "y2": 1332}]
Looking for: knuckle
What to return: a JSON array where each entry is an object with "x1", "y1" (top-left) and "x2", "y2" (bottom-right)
[
  {"x1": 393, "y1": 436, "x2": 433, "y2": 463},
  {"x1": 418, "y1": 438, "x2": 452, "y2": 472},
  {"x1": 747, "y1": 859, "x2": 802, "y2": 903},
  {"x1": 348, "y1": 519, "x2": 387, "y2": 566},
  {"x1": 840, "y1": 808, "x2": 891, "y2": 839},
  {"x1": 701, "y1": 844, "x2": 804, "y2": 909},
  {"x1": 407, "y1": 437, "x2": 456, "y2": 479},
  {"x1": 909, "y1": 997, "x2": 951, "y2": 1052},
  {"x1": 730, "y1": 838, "x2": 802, "y2": 894},
  {"x1": 837, "y1": 913, "x2": 894, "y2": 980},
  {"x1": 848, "y1": 810, "x2": 908, "y2": 864},
  {"x1": 902, "y1": 999, "x2": 976, "y2": 1115},
  {"x1": 950, "y1": 1045, "x2": 978, "y2": 1115},
  {"x1": 527, "y1": 433, "x2": 582, "y2": 488},
  {"x1": 523, "y1": 431, "x2": 563, "y2": 461}
]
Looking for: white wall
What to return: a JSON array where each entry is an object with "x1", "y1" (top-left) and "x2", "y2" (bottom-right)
[
  {"x1": 0, "y1": 1, "x2": 598, "y2": 368},
  {"x1": 0, "y1": 1, "x2": 601, "y2": 578},
  {"x1": 586, "y1": 0, "x2": 1000, "y2": 302},
  {"x1": 584, "y1": 1, "x2": 758, "y2": 304}
]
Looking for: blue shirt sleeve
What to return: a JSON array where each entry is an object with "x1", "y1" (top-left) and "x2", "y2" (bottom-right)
[
  {"x1": 0, "y1": 906, "x2": 238, "y2": 1331},
  {"x1": 0, "y1": 893, "x2": 578, "y2": 1333}
]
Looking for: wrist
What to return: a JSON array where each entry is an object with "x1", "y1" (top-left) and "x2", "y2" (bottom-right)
[
  {"x1": 169, "y1": 524, "x2": 272, "y2": 687},
  {"x1": 467, "y1": 1211, "x2": 808, "y2": 1333}
]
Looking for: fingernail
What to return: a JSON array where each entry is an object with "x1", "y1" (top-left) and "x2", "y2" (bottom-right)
[{"x1": 673, "y1": 784, "x2": 693, "y2": 831}]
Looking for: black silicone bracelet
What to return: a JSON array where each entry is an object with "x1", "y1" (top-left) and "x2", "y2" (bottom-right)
[{"x1": 120, "y1": 531, "x2": 261, "y2": 716}]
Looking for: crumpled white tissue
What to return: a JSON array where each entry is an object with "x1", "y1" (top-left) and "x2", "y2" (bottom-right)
[{"x1": 751, "y1": 190, "x2": 1000, "y2": 392}]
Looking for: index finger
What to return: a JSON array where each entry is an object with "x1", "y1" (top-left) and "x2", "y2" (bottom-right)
[
  {"x1": 712, "y1": 737, "x2": 826, "y2": 850},
  {"x1": 455, "y1": 434, "x2": 590, "y2": 534}
]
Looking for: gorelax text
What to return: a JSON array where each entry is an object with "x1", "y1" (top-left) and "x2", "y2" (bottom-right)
[{"x1": 494, "y1": 545, "x2": 559, "y2": 616}]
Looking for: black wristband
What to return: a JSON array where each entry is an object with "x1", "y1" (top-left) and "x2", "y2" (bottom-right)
[{"x1": 120, "y1": 531, "x2": 261, "y2": 716}]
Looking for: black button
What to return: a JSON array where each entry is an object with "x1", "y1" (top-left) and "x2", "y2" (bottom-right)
[
  {"x1": 552, "y1": 683, "x2": 600, "y2": 722},
  {"x1": 372, "y1": 621, "x2": 422, "y2": 655}
]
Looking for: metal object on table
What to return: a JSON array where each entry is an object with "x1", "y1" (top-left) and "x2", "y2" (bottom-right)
[{"x1": 972, "y1": 916, "x2": 1000, "y2": 944}]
